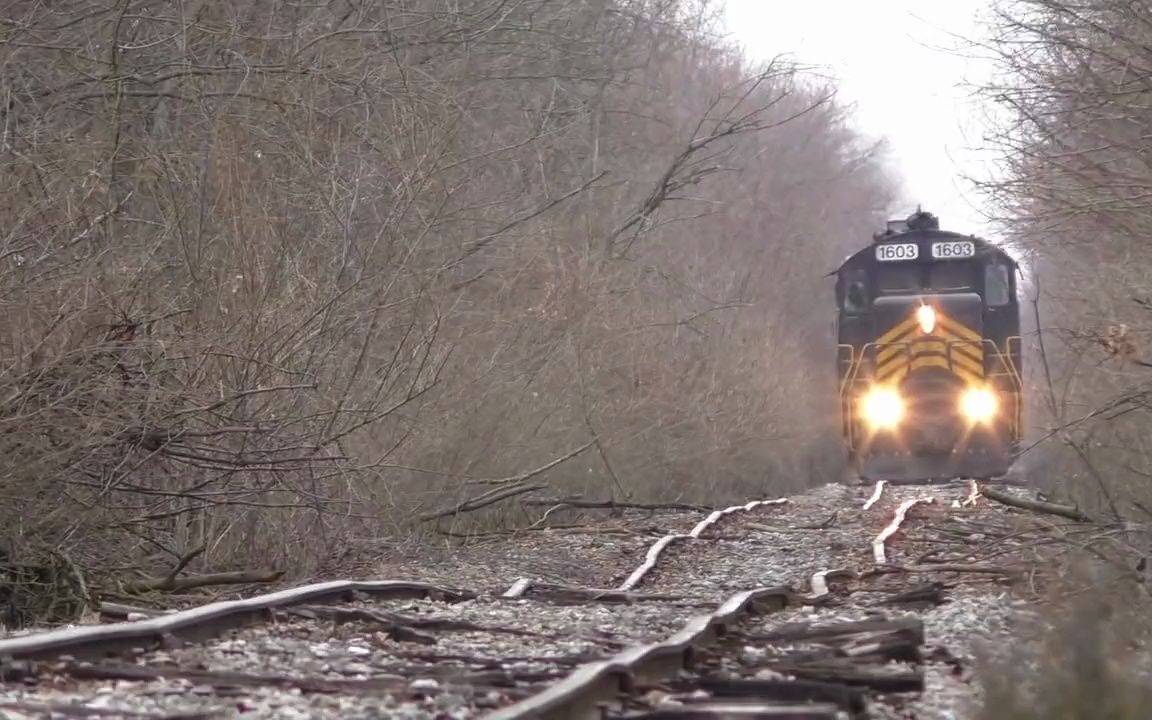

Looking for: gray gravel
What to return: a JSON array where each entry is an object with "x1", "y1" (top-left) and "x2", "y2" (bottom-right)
[{"x1": 0, "y1": 481, "x2": 1069, "y2": 719}]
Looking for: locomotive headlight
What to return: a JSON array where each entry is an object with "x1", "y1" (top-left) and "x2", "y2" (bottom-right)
[
  {"x1": 916, "y1": 304, "x2": 936, "y2": 334},
  {"x1": 960, "y1": 386, "x2": 998, "y2": 424},
  {"x1": 860, "y1": 386, "x2": 904, "y2": 430}
]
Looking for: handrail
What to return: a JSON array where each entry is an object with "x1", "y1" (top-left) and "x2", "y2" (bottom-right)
[
  {"x1": 1003, "y1": 336, "x2": 1025, "y2": 439},
  {"x1": 836, "y1": 344, "x2": 856, "y2": 398},
  {"x1": 839, "y1": 335, "x2": 1023, "y2": 443},
  {"x1": 838, "y1": 344, "x2": 868, "y2": 450}
]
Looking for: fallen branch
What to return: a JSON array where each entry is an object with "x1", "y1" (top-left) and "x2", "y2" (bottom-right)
[
  {"x1": 880, "y1": 582, "x2": 948, "y2": 607},
  {"x1": 419, "y1": 482, "x2": 545, "y2": 522},
  {"x1": 750, "y1": 618, "x2": 925, "y2": 645},
  {"x1": 98, "y1": 602, "x2": 170, "y2": 621},
  {"x1": 161, "y1": 544, "x2": 206, "y2": 587},
  {"x1": 770, "y1": 660, "x2": 924, "y2": 693},
  {"x1": 519, "y1": 498, "x2": 713, "y2": 512},
  {"x1": 435, "y1": 524, "x2": 642, "y2": 539},
  {"x1": 467, "y1": 441, "x2": 596, "y2": 485},
  {"x1": 121, "y1": 569, "x2": 283, "y2": 594},
  {"x1": 981, "y1": 486, "x2": 1093, "y2": 522}
]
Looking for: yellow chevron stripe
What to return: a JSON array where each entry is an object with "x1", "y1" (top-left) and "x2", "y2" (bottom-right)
[
  {"x1": 892, "y1": 359, "x2": 983, "y2": 385},
  {"x1": 910, "y1": 355, "x2": 951, "y2": 372},
  {"x1": 874, "y1": 311, "x2": 980, "y2": 354},
  {"x1": 946, "y1": 349, "x2": 984, "y2": 377},
  {"x1": 876, "y1": 340, "x2": 914, "y2": 366},
  {"x1": 876, "y1": 363, "x2": 907, "y2": 384},
  {"x1": 939, "y1": 315, "x2": 982, "y2": 342},
  {"x1": 876, "y1": 333, "x2": 983, "y2": 367},
  {"x1": 870, "y1": 308, "x2": 986, "y2": 385},
  {"x1": 876, "y1": 352, "x2": 982, "y2": 382},
  {"x1": 949, "y1": 342, "x2": 984, "y2": 367},
  {"x1": 875, "y1": 339, "x2": 984, "y2": 380},
  {"x1": 876, "y1": 316, "x2": 918, "y2": 345},
  {"x1": 876, "y1": 334, "x2": 981, "y2": 368}
]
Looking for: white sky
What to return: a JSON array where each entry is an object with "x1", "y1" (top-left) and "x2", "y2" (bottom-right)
[{"x1": 723, "y1": 0, "x2": 1000, "y2": 238}]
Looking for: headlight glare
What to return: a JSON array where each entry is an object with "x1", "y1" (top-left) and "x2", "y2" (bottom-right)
[
  {"x1": 916, "y1": 304, "x2": 936, "y2": 334},
  {"x1": 860, "y1": 386, "x2": 904, "y2": 430},
  {"x1": 960, "y1": 387, "x2": 998, "y2": 424}
]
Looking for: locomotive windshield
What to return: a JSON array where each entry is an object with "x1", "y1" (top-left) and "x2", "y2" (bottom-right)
[
  {"x1": 985, "y1": 263, "x2": 1011, "y2": 306},
  {"x1": 876, "y1": 264, "x2": 919, "y2": 292},
  {"x1": 928, "y1": 261, "x2": 975, "y2": 290}
]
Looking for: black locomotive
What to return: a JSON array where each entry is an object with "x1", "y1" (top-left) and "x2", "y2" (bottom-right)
[{"x1": 834, "y1": 209, "x2": 1022, "y2": 482}]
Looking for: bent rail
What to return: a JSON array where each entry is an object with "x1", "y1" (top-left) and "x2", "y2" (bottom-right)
[
  {"x1": 485, "y1": 586, "x2": 793, "y2": 720},
  {"x1": 0, "y1": 580, "x2": 470, "y2": 662}
]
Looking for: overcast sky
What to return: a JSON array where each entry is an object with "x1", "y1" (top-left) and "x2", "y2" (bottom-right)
[{"x1": 723, "y1": 0, "x2": 1000, "y2": 238}]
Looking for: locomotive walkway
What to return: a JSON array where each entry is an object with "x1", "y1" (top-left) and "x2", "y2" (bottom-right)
[{"x1": 0, "y1": 482, "x2": 1085, "y2": 719}]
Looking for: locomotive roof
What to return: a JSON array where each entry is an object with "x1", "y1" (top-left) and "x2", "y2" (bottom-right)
[{"x1": 836, "y1": 227, "x2": 1017, "y2": 273}]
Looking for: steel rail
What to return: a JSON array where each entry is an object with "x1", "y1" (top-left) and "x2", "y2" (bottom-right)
[
  {"x1": 485, "y1": 585, "x2": 794, "y2": 720},
  {"x1": 862, "y1": 480, "x2": 885, "y2": 510},
  {"x1": 616, "y1": 499, "x2": 788, "y2": 591},
  {"x1": 807, "y1": 568, "x2": 853, "y2": 600},
  {"x1": 0, "y1": 580, "x2": 470, "y2": 662},
  {"x1": 872, "y1": 497, "x2": 934, "y2": 564},
  {"x1": 502, "y1": 499, "x2": 789, "y2": 599}
]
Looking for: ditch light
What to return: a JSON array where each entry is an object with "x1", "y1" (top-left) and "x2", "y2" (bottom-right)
[
  {"x1": 960, "y1": 386, "x2": 998, "y2": 425},
  {"x1": 860, "y1": 386, "x2": 904, "y2": 430}
]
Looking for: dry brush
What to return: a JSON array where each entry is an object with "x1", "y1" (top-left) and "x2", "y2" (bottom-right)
[{"x1": 0, "y1": 0, "x2": 895, "y2": 621}]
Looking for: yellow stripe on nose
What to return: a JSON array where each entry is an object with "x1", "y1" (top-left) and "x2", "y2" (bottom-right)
[
  {"x1": 939, "y1": 315, "x2": 982, "y2": 342},
  {"x1": 872, "y1": 309, "x2": 985, "y2": 384}
]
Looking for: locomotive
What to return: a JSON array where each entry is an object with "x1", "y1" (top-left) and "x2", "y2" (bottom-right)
[{"x1": 834, "y1": 209, "x2": 1022, "y2": 482}]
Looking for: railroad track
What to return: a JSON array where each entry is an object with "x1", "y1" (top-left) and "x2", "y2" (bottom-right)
[{"x1": 0, "y1": 482, "x2": 1068, "y2": 719}]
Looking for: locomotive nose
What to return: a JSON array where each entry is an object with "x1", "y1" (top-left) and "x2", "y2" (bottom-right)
[{"x1": 901, "y1": 372, "x2": 965, "y2": 452}]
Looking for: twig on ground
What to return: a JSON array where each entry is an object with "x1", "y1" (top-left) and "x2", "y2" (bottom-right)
[
  {"x1": 122, "y1": 570, "x2": 284, "y2": 594},
  {"x1": 982, "y1": 486, "x2": 1093, "y2": 522},
  {"x1": 419, "y1": 483, "x2": 546, "y2": 523}
]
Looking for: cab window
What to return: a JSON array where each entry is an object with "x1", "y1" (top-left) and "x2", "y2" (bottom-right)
[
  {"x1": 841, "y1": 270, "x2": 869, "y2": 314},
  {"x1": 929, "y1": 261, "x2": 975, "y2": 290},
  {"x1": 876, "y1": 264, "x2": 920, "y2": 293},
  {"x1": 985, "y1": 262, "x2": 1011, "y2": 306}
]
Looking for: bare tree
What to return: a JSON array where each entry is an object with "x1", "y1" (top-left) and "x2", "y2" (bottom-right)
[
  {"x1": 980, "y1": 0, "x2": 1152, "y2": 518},
  {"x1": 0, "y1": 0, "x2": 894, "y2": 623}
]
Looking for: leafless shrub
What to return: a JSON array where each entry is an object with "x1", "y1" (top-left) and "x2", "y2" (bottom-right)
[
  {"x1": 0, "y1": 0, "x2": 894, "y2": 617},
  {"x1": 977, "y1": 557, "x2": 1152, "y2": 719},
  {"x1": 981, "y1": 0, "x2": 1152, "y2": 518}
]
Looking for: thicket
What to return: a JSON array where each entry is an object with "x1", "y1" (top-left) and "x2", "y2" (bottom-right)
[
  {"x1": 0, "y1": 0, "x2": 894, "y2": 616},
  {"x1": 977, "y1": 0, "x2": 1152, "y2": 713},
  {"x1": 982, "y1": 0, "x2": 1152, "y2": 521},
  {"x1": 977, "y1": 559, "x2": 1152, "y2": 720}
]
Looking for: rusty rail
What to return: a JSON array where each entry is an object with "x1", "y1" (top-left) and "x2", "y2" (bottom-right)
[
  {"x1": 617, "y1": 498, "x2": 788, "y2": 591},
  {"x1": 0, "y1": 580, "x2": 470, "y2": 662},
  {"x1": 485, "y1": 586, "x2": 794, "y2": 720},
  {"x1": 872, "y1": 497, "x2": 934, "y2": 564},
  {"x1": 862, "y1": 480, "x2": 885, "y2": 510},
  {"x1": 501, "y1": 498, "x2": 789, "y2": 599}
]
